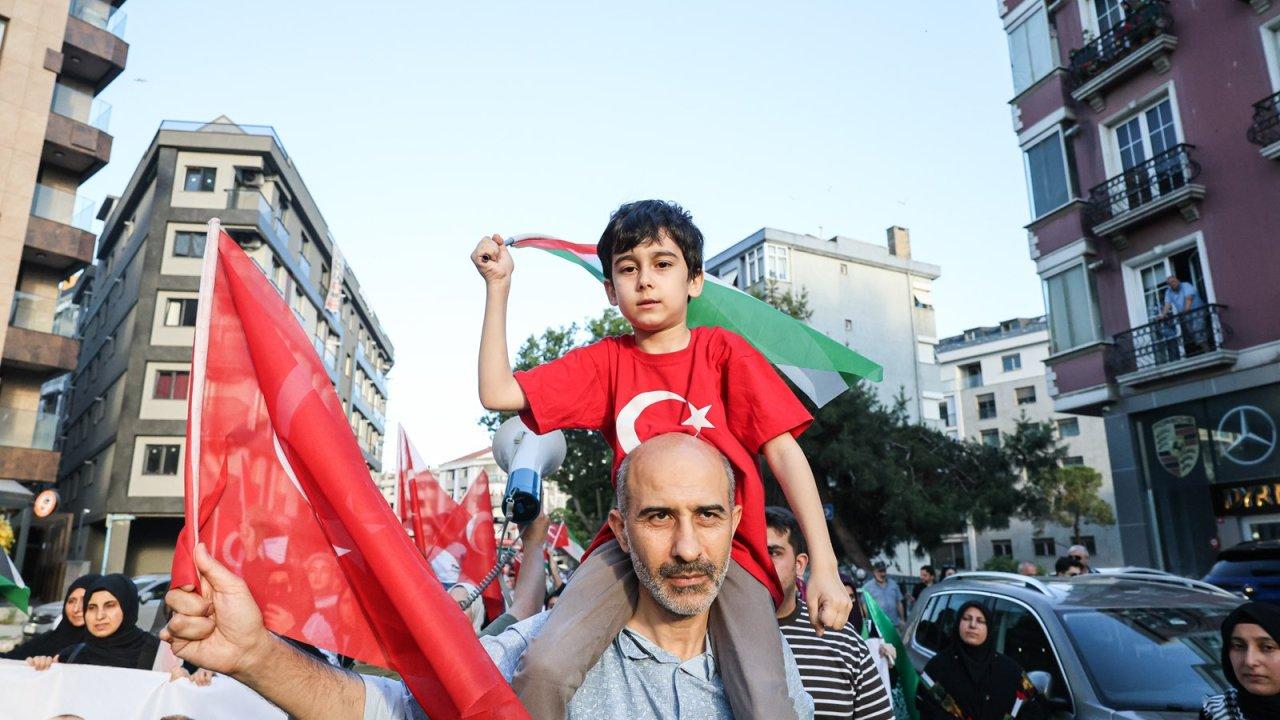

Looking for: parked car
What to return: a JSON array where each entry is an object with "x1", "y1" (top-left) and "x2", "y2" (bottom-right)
[
  {"x1": 22, "y1": 573, "x2": 170, "y2": 640},
  {"x1": 1201, "y1": 540, "x2": 1280, "y2": 603},
  {"x1": 905, "y1": 571, "x2": 1241, "y2": 719}
]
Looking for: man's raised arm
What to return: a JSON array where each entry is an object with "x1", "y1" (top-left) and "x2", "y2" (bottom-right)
[{"x1": 162, "y1": 543, "x2": 367, "y2": 720}]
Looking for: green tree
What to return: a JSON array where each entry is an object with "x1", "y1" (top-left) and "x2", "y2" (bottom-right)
[
  {"x1": 749, "y1": 280, "x2": 814, "y2": 322},
  {"x1": 479, "y1": 308, "x2": 630, "y2": 542},
  {"x1": 1051, "y1": 465, "x2": 1116, "y2": 545},
  {"x1": 1002, "y1": 415, "x2": 1068, "y2": 522}
]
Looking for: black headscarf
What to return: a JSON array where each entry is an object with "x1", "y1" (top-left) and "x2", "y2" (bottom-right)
[
  {"x1": 920, "y1": 601, "x2": 1026, "y2": 720},
  {"x1": 58, "y1": 573, "x2": 160, "y2": 670},
  {"x1": 0, "y1": 574, "x2": 100, "y2": 660},
  {"x1": 1220, "y1": 601, "x2": 1280, "y2": 719}
]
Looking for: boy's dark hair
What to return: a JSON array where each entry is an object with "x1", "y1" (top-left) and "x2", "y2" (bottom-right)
[
  {"x1": 597, "y1": 200, "x2": 704, "y2": 281},
  {"x1": 764, "y1": 505, "x2": 807, "y2": 556},
  {"x1": 1054, "y1": 556, "x2": 1084, "y2": 574}
]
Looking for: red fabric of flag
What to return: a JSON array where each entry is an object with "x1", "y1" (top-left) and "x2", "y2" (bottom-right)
[
  {"x1": 172, "y1": 227, "x2": 526, "y2": 719},
  {"x1": 432, "y1": 472, "x2": 503, "y2": 620}
]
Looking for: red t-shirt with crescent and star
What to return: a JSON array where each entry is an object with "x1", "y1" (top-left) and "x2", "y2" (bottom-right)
[{"x1": 514, "y1": 325, "x2": 812, "y2": 605}]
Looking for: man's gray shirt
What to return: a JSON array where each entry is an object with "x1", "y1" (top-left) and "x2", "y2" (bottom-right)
[
  {"x1": 861, "y1": 578, "x2": 904, "y2": 626},
  {"x1": 362, "y1": 611, "x2": 814, "y2": 719}
]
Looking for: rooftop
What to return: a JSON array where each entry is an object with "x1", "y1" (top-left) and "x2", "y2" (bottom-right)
[
  {"x1": 705, "y1": 227, "x2": 941, "y2": 279},
  {"x1": 937, "y1": 315, "x2": 1046, "y2": 352}
]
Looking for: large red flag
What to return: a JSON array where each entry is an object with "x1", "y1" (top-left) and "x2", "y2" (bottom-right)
[
  {"x1": 172, "y1": 224, "x2": 527, "y2": 719},
  {"x1": 433, "y1": 472, "x2": 503, "y2": 620},
  {"x1": 397, "y1": 427, "x2": 456, "y2": 553}
]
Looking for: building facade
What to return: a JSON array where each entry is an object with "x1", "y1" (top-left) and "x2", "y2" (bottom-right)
[
  {"x1": 998, "y1": 0, "x2": 1280, "y2": 575},
  {"x1": 935, "y1": 316, "x2": 1121, "y2": 570},
  {"x1": 704, "y1": 227, "x2": 944, "y2": 426},
  {"x1": 0, "y1": 0, "x2": 128, "y2": 599},
  {"x1": 56, "y1": 118, "x2": 394, "y2": 578}
]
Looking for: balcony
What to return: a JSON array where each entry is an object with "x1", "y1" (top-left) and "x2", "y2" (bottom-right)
[
  {"x1": 62, "y1": 0, "x2": 129, "y2": 91},
  {"x1": 51, "y1": 83, "x2": 112, "y2": 132},
  {"x1": 1108, "y1": 304, "x2": 1235, "y2": 385},
  {"x1": 26, "y1": 185, "x2": 96, "y2": 270},
  {"x1": 1084, "y1": 144, "x2": 1204, "y2": 248},
  {"x1": 4, "y1": 293, "x2": 81, "y2": 373},
  {"x1": 0, "y1": 407, "x2": 61, "y2": 484},
  {"x1": 1247, "y1": 90, "x2": 1280, "y2": 160},
  {"x1": 43, "y1": 111, "x2": 113, "y2": 179},
  {"x1": 1068, "y1": 1, "x2": 1176, "y2": 112}
]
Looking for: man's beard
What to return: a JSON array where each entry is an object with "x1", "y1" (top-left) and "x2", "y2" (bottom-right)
[{"x1": 628, "y1": 538, "x2": 730, "y2": 617}]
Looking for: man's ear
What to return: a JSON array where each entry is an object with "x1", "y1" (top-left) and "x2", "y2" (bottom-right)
[
  {"x1": 607, "y1": 509, "x2": 629, "y2": 553},
  {"x1": 603, "y1": 279, "x2": 619, "y2": 307},
  {"x1": 730, "y1": 504, "x2": 743, "y2": 535},
  {"x1": 795, "y1": 552, "x2": 809, "y2": 578},
  {"x1": 687, "y1": 270, "x2": 704, "y2": 300}
]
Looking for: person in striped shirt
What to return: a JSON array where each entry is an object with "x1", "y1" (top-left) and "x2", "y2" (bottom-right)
[{"x1": 768, "y1": 506, "x2": 896, "y2": 720}]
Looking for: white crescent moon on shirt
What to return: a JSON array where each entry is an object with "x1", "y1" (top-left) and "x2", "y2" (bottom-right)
[{"x1": 615, "y1": 390, "x2": 716, "y2": 454}]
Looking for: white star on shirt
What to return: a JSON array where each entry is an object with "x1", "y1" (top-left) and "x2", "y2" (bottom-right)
[{"x1": 681, "y1": 403, "x2": 716, "y2": 435}]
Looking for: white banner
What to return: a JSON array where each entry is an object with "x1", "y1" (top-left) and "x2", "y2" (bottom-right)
[{"x1": 0, "y1": 659, "x2": 285, "y2": 720}]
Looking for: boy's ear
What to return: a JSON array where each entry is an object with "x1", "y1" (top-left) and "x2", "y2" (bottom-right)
[
  {"x1": 687, "y1": 270, "x2": 704, "y2": 300},
  {"x1": 603, "y1": 279, "x2": 620, "y2": 307}
]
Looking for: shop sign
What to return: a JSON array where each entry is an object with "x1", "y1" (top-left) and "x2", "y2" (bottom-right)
[{"x1": 1212, "y1": 479, "x2": 1280, "y2": 517}]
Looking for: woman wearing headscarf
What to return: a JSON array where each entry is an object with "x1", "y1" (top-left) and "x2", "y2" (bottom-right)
[
  {"x1": 1, "y1": 573, "x2": 99, "y2": 660},
  {"x1": 25, "y1": 573, "x2": 162, "y2": 671},
  {"x1": 1202, "y1": 601, "x2": 1280, "y2": 720},
  {"x1": 917, "y1": 601, "x2": 1045, "y2": 720}
]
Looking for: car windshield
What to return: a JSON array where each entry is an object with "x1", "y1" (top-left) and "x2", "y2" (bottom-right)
[
  {"x1": 1060, "y1": 606, "x2": 1230, "y2": 711},
  {"x1": 1208, "y1": 559, "x2": 1280, "y2": 577}
]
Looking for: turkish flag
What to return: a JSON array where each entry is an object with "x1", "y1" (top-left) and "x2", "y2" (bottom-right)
[
  {"x1": 172, "y1": 225, "x2": 526, "y2": 719},
  {"x1": 398, "y1": 427, "x2": 456, "y2": 553},
  {"x1": 432, "y1": 472, "x2": 503, "y2": 621},
  {"x1": 546, "y1": 523, "x2": 584, "y2": 561}
]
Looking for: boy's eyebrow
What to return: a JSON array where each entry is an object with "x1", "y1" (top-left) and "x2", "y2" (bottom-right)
[{"x1": 611, "y1": 246, "x2": 680, "y2": 267}]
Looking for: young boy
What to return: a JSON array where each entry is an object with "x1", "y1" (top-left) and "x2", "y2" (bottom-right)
[{"x1": 472, "y1": 200, "x2": 851, "y2": 720}]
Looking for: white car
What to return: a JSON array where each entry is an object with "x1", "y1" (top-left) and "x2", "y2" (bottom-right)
[{"x1": 22, "y1": 573, "x2": 171, "y2": 639}]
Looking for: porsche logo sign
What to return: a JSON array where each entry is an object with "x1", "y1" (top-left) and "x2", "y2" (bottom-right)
[{"x1": 1153, "y1": 415, "x2": 1201, "y2": 478}]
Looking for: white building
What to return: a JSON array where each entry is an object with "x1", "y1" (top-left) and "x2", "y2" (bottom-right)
[
  {"x1": 373, "y1": 471, "x2": 397, "y2": 512},
  {"x1": 705, "y1": 227, "x2": 944, "y2": 426},
  {"x1": 433, "y1": 447, "x2": 570, "y2": 539},
  {"x1": 934, "y1": 316, "x2": 1122, "y2": 571}
]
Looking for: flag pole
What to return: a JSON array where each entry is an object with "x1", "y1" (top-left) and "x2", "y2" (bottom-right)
[{"x1": 186, "y1": 218, "x2": 221, "y2": 552}]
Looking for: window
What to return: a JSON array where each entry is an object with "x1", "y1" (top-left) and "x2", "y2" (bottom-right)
[
  {"x1": 1044, "y1": 264, "x2": 1100, "y2": 352},
  {"x1": 1094, "y1": 0, "x2": 1126, "y2": 35},
  {"x1": 912, "y1": 592, "x2": 983, "y2": 653},
  {"x1": 1057, "y1": 418, "x2": 1080, "y2": 437},
  {"x1": 142, "y1": 444, "x2": 180, "y2": 475},
  {"x1": 1016, "y1": 386, "x2": 1037, "y2": 405},
  {"x1": 1007, "y1": 5, "x2": 1055, "y2": 94},
  {"x1": 938, "y1": 401, "x2": 951, "y2": 427},
  {"x1": 744, "y1": 246, "x2": 765, "y2": 286},
  {"x1": 844, "y1": 319, "x2": 853, "y2": 331},
  {"x1": 298, "y1": 235, "x2": 313, "y2": 282},
  {"x1": 962, "y1": 362, "x2": 983, "y2": 389},
  {"x1": 1077, "y1": 536, "x2": 1097, "y2": 554},
  {"x1": 183, "y1": 167, "x2": 216, "y2": 192},
  {"x1": 839, "y1": 263, "x2": 847, "y2": 276},
  {"x1": 1024, "y1": 130, "x2": 1071, "y2": 218},
  {"x1": 1136, "y1": 246, "x2": 1207, "y2": 322},
  {"x1": 1002, "y1": 353, "x2": 1022, "y2": 372},
  {"x1": 765, "y1": 245, "x2": 789, "y2": 281},
  {"x1": 90, "y1": 397, "x2": 104, "y2": 423},
  {"x1": 992, "y1": 539, "x2": 1014, "y2": 557},
  {"x1": 990, "y1": 598, "x2": 1071, "y2": 706},
  {"x1": 978, "y1": 393, "x2": 997, "y2": 420},
  {"x1": 1034, "y1": 538, "x2": 1056, "y2": 557},
  {"x1": 1064, "y1": 456, "x2": 1085, "y2": 466},
  {"x1": 153, "y1": 370, "x2": 190, "y2": 400},
  {"x1": 163, "y1": 298, "x2": 198, "y2": 327},
  {"x1": 173, "y1": 231, "x2": 206, "y2": 258},
  {"x1": 981, "y1": 429, "x2": 1001, "y2": 447},
  {"x1": 344, "y1": 354, "x2": 353, "y2": 377},
  {"x1": 1110, "y1": 98, "x2": 1185, "y2": 215}
]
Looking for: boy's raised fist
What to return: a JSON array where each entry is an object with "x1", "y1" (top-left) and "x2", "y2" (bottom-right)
[{"x1": 471, "y1": 234, "x2": 513, "y2": 284}]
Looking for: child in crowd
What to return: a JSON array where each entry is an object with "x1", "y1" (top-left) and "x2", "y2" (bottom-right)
[{"x1": 472, "y1": 200, "x2": 851, "y2": 720}]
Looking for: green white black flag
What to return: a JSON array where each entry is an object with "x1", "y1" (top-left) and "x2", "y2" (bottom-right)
[{"x1": 0, "y1": 548, "x2": 29, "y2": 613}]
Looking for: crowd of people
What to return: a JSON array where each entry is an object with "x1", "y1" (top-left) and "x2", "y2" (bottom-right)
[{"x1": 8, "y1": 200, "x2": 1278, "y2": 719}]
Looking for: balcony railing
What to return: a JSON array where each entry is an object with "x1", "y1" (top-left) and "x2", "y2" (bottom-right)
[
  {"x1": 1247, "y1": 90, "x2": 1280, "y2": 149},
  {"x1": 9, "y1": 291, "x2": 80, "y2": 337},
  {"x1": 1068, "y1": 1, "x2": 1173, "y2": 85},
  {"x1": 1084, "y1": 144, "x2": 1200, "y2": 227},
  {"x1": 226, "y1": 188, "x2": 291, "y2": 249},
  {"x1": 31, "y1": 184, "x2": 95, "y2": 231},
  {"x1": 1109, "y1": 304, "x2": 1229, "y2": 376},
  {"x1": 0, "y1": 406, "x2": 60, "y2": 451},
  {"x1": 50, "y1": 83, "x2": 112, "y2": 132},
  {"x1": 69, "y1": 0, "x2": 127, "y2": 38}
]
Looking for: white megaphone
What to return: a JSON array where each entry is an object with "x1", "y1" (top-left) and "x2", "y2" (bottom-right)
[{"x1": 492, "y1": 417, "x2": 566, "y2": 524}]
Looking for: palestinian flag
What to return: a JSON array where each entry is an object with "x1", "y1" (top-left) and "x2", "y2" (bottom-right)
[
  {"x1": 863, "y1": 589, "x2": 920, "y2": 720},
  {"x1": 508, "y1": 234, "x2": 882, "y2": 408},
  {"x1": 0, "y1": 548, "x2": 29, "y2": 613}
]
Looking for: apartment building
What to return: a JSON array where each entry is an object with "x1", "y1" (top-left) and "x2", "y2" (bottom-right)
[
  {"x1": 704, "y1": 227, "x2": 944, "y2": 425},
  {"x1": 434, "y1": 447, "x2": 570, "y2": 539},
  {"x1": 998, "y1": 0, "x2": 1280, "y2": 575},
  {"x1": 56, "y1": 118, "x2": 394, "y2": 578},
  {"x1": 935, "y1": 316, "x2": 1121, "y2": 570},
  {"x1": 0, "y1": 0, "x2": 128, "y2": 599}
]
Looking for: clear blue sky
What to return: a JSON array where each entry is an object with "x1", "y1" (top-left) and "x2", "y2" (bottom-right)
[{"x1": 81, "y1": 1, "x2": 1043, "y2": 466}]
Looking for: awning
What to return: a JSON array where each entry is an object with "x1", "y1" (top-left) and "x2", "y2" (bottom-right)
[{"x1": 0, "y1": 480, "x2": 34, "y2": 510}]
